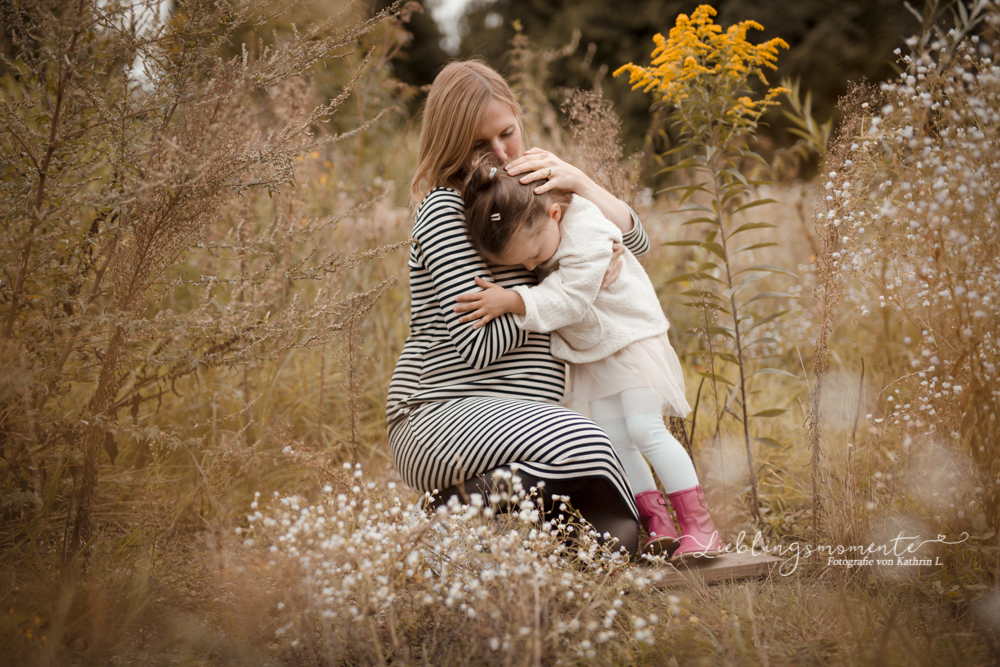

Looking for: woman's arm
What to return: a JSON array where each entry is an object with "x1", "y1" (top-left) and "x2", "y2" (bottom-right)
[
  {"x1": 620, "y1": 207, "x2": 650, "y2": 257},
  {"x1": 414, "y1": 189, "x2": 529, "y2": 370}
]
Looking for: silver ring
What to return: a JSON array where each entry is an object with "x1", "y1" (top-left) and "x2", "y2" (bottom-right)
[{"x1": 545, "y1": 167, "x2": 552, "y2": 179}]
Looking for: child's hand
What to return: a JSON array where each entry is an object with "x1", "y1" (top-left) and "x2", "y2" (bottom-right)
[
  {"x1": 601, "y1": 242, "x2": 625, "y2": 288},
  {"x1": 454, "y1": 276, "x2": 525, "y2": 329}
]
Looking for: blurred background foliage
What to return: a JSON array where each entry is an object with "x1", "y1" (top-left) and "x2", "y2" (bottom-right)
[{"x1": 384, "y1": 0, "x2": 922, "y2": 168}]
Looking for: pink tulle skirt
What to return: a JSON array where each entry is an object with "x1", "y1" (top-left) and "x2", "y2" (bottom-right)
[{"x1": 565, "y1": 331, "x2": 692, "y2": 418}]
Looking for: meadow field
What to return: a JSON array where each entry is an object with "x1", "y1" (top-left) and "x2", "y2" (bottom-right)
[{"x1": 1, "y1": 0, "x2": 998, "y2": 664}]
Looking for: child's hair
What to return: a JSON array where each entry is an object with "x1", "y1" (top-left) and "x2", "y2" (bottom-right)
[{"x1": 462, "y1": 153, "x2": 571, "y2": 260}]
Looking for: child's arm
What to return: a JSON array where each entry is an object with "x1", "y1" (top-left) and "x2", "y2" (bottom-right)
[
  {"x1": 455, "y1": 276, "x2": 526, "y2": 330},
  {"x1": 509, "y1": 247, "x2": 607, "y2": 334},
  {"x1": 460, "y1": 213, "x2": 615, "y2": 334}
]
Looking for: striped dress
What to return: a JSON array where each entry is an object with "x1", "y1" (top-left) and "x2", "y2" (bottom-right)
[{"x1": 386, "y1": 187, "x2": 650, "y2": 519}]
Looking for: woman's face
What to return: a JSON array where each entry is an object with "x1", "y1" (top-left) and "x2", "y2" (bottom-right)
[{"x1": 472, "y1": 99, "x2": 522, "y2": 164}]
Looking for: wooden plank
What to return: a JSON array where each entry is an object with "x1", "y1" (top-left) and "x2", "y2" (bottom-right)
[{"x1": 652, "y1": 550, "x2": 785, "y2": 588}]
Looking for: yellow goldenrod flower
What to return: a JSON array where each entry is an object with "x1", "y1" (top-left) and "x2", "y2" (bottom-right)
[{"x1": 615, "y1": 4, "x2": 788, "y2": 122}]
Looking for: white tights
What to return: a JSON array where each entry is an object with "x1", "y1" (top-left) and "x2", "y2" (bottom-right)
[{"x1": 589, "y1": 387, "x2": 699, "y2": 495}]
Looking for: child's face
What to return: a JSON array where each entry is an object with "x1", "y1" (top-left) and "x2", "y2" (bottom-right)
[{"x1": 490, "y1": 210, "x2": 561, "y2": 271}]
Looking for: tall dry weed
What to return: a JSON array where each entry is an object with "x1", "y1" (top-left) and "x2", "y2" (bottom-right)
[
  {"x1": 617, "y1": 6, "x2": 795, "y2": 524},
  {"x1": 814, "y1": 0, "x2": 1000, "y2": 576},
  {"x1": 0, "y1": 0, "x2": 407, "y2": 558}
]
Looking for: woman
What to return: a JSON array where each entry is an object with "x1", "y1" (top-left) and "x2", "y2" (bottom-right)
[{"x1": 386, "y1": 60, "x2": 650, "y2": 555}]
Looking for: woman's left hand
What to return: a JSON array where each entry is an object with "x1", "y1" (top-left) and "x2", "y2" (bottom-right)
[
  {"x1": 505, "y1": 147, "x2": 587, "y2": 196},
  {"x1": 506, "y1": 148, "x2": 635, "y2": 235}
]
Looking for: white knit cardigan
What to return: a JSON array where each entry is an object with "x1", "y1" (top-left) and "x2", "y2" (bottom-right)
[{"x1": 510, "y1": 195, "x2": 668, "y2": 364}]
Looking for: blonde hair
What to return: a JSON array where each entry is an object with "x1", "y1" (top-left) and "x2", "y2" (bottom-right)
[
  {"x1": 462, "y1": 153, "x2": 570, "y2": 260},
  {"x1": 410, "y1": 60, "x2": 522, "y2": 205}
]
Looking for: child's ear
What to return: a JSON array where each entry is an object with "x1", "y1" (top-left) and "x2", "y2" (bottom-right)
[{"x1": 547, "y1": 202, "x2": 563, "y2": 222}]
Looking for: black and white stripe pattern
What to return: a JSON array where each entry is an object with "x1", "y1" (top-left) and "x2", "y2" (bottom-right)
[
  {"x1": 390, "y1": 397, "x2": 639, "y2": 516},
  {"x1": 386, "y1": 187, "x2": 650, "y2": 518}
]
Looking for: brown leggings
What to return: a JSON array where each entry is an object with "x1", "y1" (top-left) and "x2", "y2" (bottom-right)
[{"x1": 429, "y1": 466, "x2": 640, "y2": 557}]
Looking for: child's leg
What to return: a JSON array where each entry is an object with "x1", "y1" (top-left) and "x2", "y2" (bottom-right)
[
  {"x1": 588, "y1": 395, "x2": 657, "y2": 495},
  {"x1": 591, "y1": 393, "x2": 680, "y2": 554},
  {"x1": 617, "y1": 387, "x2": 725, "y2": 558},
  {"x1": 619, "y1": 387, "x2": 699, "y2": 494}
]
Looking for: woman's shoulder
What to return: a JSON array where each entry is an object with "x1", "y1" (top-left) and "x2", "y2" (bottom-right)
[
  {"x1": 417, "y1": 187, "x2": 464, "y2": 216},
  {"x1": 413, "y1": 187, "x2": 466, "y2": 243}
]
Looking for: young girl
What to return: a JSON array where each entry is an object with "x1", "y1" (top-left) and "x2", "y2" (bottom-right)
[{"x1": 455, "y1": 154, "x2": 725, "y2": 559}]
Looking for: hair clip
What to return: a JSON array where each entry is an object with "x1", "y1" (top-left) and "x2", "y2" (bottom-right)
[
  {"x1": 490, "y1": 212, "x2": 501, "y2": 222},
  {"x1": 488, "y1": 166, "x2": 497, "y2": 179}
]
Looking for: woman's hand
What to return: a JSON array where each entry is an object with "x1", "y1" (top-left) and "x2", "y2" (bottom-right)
[
  {"x1": 505, "y1": 147, "x2": 587, "y2": 197},
  {"x1": 455, "y1": 276, "x2": 526, "y2": 329},
  {"x1": 506, "y1": 147, "x2": 635, "y2": 234}
]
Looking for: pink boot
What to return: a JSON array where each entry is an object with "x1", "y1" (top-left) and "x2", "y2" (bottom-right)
[
  {"x1": 668, "y1": 485, "x2": 726, "y2": 561},
  {"x1": 635, "y1": 490, "x2": 681, "y2": 556}
]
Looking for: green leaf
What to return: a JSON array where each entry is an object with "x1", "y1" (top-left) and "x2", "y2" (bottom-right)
[
  {"x1": 957, "y1": 0, "x2": 969, "y2": 24},
  {"x1": 735, "y1": 264, "x2": 798, "y2": 278},
  {"x1": 680, "y1": 187, "x2": 712, "y2": 205},
  {"x1": 717, "y1": 352, "x2": 741, "y2": 365},
  {"x1": 680, "y1": 289, "x2": 723, "y2": 300},
  {"x1": 721, "y1": 284, "x2": 743, "y2": 301},
  {"x1": 671, "y1": 205, "x2": 714, "y2": 214},
  {"x1": 683, "y1": 301, "x2": 731, "y2": 315},
  {"x1": 663, "y1": 240, "x2": 705, "y2": 248},
  {"x1": 665, "y1": 271, "x2": 724, "y2": 285},
  {"x1": 707, "y1": 325, "x2": 735, "y2": 339},
  {"x1": 722, "y1": 168, "x2": 748, "y2": 186},
  {"x1": 734, "y1": 242, "x2": 779, "y2": 254},
  {"x1": 735, "y1": 151, "x2": 770, "y2": 167},
  {"x1": 731, "y1": 221, "x2": 777, "y2": 235},
  {"x1": 701, "y1": 241, "x2": 727, "y2": 260},
  {"x1": 753, "y1": 367, "x2": 801, "y2": 380},
  {"x1": 733, "y1": 198, "x2": 777, "y2": 214},
  {"x1": 697, "y1": 370, "x2": 735, "y2": 386},
  {"x1": 788, "y1": 127, "x2": 819, "y2": 142},
  {"x1": 753, "y1": 437, "x2": 784, "y2": 449},
  {"x1": 746, "y1": 336, "x2": 778, "y2": 348},
  {"x1": 734, "y1": 272, "x2": 768, "y2": 289},
  {"x1": 658, "y1": 181, "x2": 711, "y2": 195},
  {"x1": 656, "y1": 158, "x2": 702, "y2": 175},
  {"x1": 681, "y1": 217, "x2": 720, "y2": 226},
  {"x1": 742, "y1": 291, "x2": 796, "y2": 305},
  {"x1": 721, "y1": 177, "x2": 750, "y2": 193},
  {"x1": 752, "y1": 408, "x2": 787, "y2": 418},
  {"x1": 725, "y1": 387, "x2": 741, "y2": 411},
  {"x1": 658, "y1": 144, "x2": 689, "y2": 158},
  {"x1": 747, "y1": 309, "x2": 790, "y2": 332}
]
